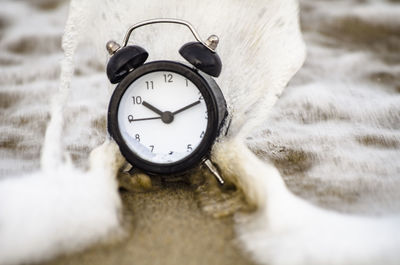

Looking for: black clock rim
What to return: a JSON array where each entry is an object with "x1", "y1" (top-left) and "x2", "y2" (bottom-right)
[{"x1": 107, "y1": 60, "x2": 220, "y2": 175}]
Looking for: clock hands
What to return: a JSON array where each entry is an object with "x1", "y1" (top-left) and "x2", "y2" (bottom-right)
[
  {"x1": 142, "y1": 100, "x2": 174, "y2": 124},
  {"x1": 130, "y1": 116, "x2": 161, "y2": 122},
  {"x1": 141, "y1": 100, "x2": 201, "y2": 124},
  {"x1": 142, "y1": 101, "x2": 164, "y2": 116},
  {"x1": 172, "y1": 100, "x2": 201, "y2": 115}
]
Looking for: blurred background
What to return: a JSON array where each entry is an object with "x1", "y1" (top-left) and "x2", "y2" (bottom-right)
[{"x1": 0, "y1": 0, "x2": 399, "y2": 264}]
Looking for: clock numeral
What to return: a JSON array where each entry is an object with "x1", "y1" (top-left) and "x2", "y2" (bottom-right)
[
  {"x1": 169, "y1": 151, "x2": 174, "y2": 155},
  {"x1": 185, "y1": 79, "x2": 189, "y2": 87},
  {"x1": 145, "y1": 81, "x2": 154, "y2": 90},
  {"x1": 149, "y1": 145, "x2": 154, "y2": 152},
  {"x1": 200, "y1": 131, "x2": 205, "y2": 138},
  {"x1": 132, "y1": 96, "x2": 142, "y2": 105},
  {"x1": 187, "y1": 144, "x2": 193, "y2": 152},
  {"x1": 135, "y1": 134, "x2": 140, "y2": 142},
  {"x1": 205, "y1": 111, "x2": 208, "y2": 120},
  {"x1": 163, "y1": 74, "x2": 173, "y2": 83},
  {"x1": 128, "y1": 115, "x2": 134, "y2": 123}
]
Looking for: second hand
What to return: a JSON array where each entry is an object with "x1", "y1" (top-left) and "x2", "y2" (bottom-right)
[{"x1": 129, "y1": 116, "x2": 161, "y2": 122}]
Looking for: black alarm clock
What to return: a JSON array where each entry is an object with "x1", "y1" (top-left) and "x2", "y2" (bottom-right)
[{"x1": 105, "y1": 19, "x2": 227, "y2": 184}]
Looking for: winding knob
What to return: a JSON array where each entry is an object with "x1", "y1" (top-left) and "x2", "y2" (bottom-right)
[
  {"x1": 205, "y1": 35, "x2": 219, "y2": 51},
  {"x1": 106, "y1": 40, "x2": 121, "y2": 55}
]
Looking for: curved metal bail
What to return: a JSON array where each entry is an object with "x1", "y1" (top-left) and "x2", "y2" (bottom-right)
[{"x1": 121, "y1": 18, "x2": 218, "y2": 52}]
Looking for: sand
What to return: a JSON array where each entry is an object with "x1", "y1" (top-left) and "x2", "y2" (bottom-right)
[
  {"x1": 2, "y1": 0, "x2": 400, "y2": 264},
  {"x1": 40, "y1": 173, "x2": 254, "y2": 265},
  {"x1": 0, "y1": 1, "x2": 255, "y2": 263}
]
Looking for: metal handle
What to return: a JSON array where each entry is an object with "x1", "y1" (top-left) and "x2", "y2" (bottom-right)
[{"x1": 121, "y1": 18, "x2": 217, "y2": 52}]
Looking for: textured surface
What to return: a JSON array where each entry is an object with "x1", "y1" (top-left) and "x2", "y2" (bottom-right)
[
  {"x1": 42, "y1": 180, "x2": 254, "y2": 265},
  {"x1": 251, "y1": 0, "x2": 400, "y2": 215},
  {"x1": 1, "y1": 0, "x2": 400, "y2": 264},
  {"x1": 213, "y1": 1, "x2": 400, "y2": 264}
]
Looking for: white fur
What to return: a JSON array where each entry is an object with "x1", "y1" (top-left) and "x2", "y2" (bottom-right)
[
  {"x1": 210, "y1": 1, "x2": 400, "y2": 264},
  {"x1": 1, "y1": 0, "x2": 399, "y2": 264},
  {"x1": 214, "y1": 139, "x2": 400, "y2": 265},
  {"x1": 1, "y1": 1, "x2": 124, "y2": 264},
  {"x1": 0, "y1": 141, "x2": 124, "y2": 265}
]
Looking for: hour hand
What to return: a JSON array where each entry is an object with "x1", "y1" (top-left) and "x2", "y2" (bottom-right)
[{"x1": 142, "y1": 101, "x2": 164, "y2": 116}]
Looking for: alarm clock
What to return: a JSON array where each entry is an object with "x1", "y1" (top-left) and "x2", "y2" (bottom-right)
[{"x1": 105, "y1": 19, "x2": 227, "y2": 184}]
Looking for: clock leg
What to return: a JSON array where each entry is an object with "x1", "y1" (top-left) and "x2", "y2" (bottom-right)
[
  {"x1": 118, "y1": 168, "x2": 153, "y2": 192},
  {"x1": 203, "y1": 159, "x2": 225, "y2": 185}
]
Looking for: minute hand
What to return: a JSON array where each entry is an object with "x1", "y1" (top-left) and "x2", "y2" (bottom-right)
[{"x1": 172, "y1": 100, "x2": 201, "y2": 115}]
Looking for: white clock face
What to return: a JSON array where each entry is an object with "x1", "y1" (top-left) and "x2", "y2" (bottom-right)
[{"x1": 117, "y1": 71, "x2": 209, "y2": 164}]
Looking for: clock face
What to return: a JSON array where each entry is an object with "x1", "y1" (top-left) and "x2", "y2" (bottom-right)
[{"x1": 117, "y1": 70, "x2": 209, "y2": 164}]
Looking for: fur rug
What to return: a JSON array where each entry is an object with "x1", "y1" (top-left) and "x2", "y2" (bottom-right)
[{"x1": 0, "y1": 0, "x2": 399, "y2": 264}]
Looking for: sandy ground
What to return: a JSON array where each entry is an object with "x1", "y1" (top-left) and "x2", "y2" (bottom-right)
[
  {"x1": 41, "y1": 173, "x2": 254, "y2": 265},
  {"x1": 0, "y1": 1, "x2": 255, "y2": 264},
  {"x1": 2, "y1": 0, "x2": 400, "y2": 264}
]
